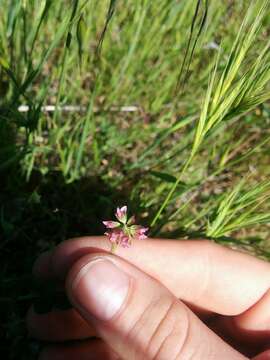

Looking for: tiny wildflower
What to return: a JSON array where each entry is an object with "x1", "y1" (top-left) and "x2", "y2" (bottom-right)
[{"x1": 103, "y1": 206, "x2": 148, "y2": 252}]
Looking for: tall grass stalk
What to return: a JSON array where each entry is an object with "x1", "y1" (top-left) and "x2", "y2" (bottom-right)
[
  {"x1": 206, "y1": 179, "x2": 270, "y2": 238},
  {"x1": 152, "y1": 0, "x2": 270, "y2": 228}
]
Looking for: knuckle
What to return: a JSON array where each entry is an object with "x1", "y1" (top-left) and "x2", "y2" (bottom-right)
[
  {"x1": 150, "y1": 299, "x2": 193, "y2": 360},
  {"x1": 126, "y1": 295, "x2": 193, "y2": 360}
]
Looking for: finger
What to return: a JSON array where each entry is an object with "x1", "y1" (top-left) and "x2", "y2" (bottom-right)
[
  {"x1": 212, "y1": 289, "x2": 270, "y2": 348},
  {"x1": 233, "y1": 288, "x2": 270, "y2": 340},
  {"x1": 66, "y1": 253, "x2": 246, "y2": 360},
  {"x1": 39, "y1": 339, "x2": 119, "y2": 360},
  {"x1": 27, "y1": 306, "x2": 96, "y2": 342},
  {"x1": 252, "y1": 350, "x2": 270, "y2": 360},
  {"x1": 34, "y1": 237, "x2": 270, "y2": 315}
]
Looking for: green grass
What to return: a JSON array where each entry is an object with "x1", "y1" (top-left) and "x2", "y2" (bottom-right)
[{"x1": 1, "y1": 0, "x2": 270, "y2": 358}]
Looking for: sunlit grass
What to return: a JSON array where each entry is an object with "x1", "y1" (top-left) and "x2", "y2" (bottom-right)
[{"x1": 0, "y1": 0, "x2": 270, "y2": 247}]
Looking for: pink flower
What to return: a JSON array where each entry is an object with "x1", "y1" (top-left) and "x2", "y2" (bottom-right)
[
  {"x1": 105, "y1": 229, "x2": 129, "y2": 245},
  {"x1": 102, "y1": 221, "x2": 120, "y2": 229},
  {"x1": 115, "y1": 206, "x2": 127, "y2": 223},
  {"x1": 136, "y1": 227, "x2": 148, "y2": 240},
  {"x1": 119, "y1": 233, "x2": 131, "y2": 248},
  {"x1": 104, "y1": 230, "x2": 118, "y2": 243},
  {"x1": 103, "y1": 206, "x2": 148, "y2": 252},
  {"x1": 129, "y1": 225, "x2": 148, "y2": 240}
]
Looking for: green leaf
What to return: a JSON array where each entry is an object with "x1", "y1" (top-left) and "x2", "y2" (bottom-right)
[
  {"x1": 76, "y1": 14, "x2": 87, "y2": 64},
  {"x1": 150, "y1": 171, "x2": 177, "y2": 183},
  {"x1": 0, "y1": 56, "x2": 9, "y2": 69}
]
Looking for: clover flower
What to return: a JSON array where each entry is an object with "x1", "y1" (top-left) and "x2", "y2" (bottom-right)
[{"x1": 103, "y1": 206, "x2": 148, "y2": 252}]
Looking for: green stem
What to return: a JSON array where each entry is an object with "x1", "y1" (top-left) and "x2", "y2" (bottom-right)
[
  {"x1": 151, "y1": 154, "x2": 194, "y2": 227},
  {"x1": 110, "y1": 243, "x2": 117, "y2": 253},
  {"x1": 52, "y1": 44, "x2": 68, "y2": 126}
]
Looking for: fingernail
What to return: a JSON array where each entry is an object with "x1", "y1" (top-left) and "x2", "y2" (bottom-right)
[{"x1": 70, "y1": 258, "x2": 130, "y2": 321}]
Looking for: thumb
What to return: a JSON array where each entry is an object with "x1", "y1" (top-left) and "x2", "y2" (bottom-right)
[{"x1": 66, "y1": 253, "x2": 246, "y2": 360}]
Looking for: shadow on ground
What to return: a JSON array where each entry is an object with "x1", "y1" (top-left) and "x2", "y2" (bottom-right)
[{"x1": 0, "y1": 152, "x2": 132, "y2": 359}]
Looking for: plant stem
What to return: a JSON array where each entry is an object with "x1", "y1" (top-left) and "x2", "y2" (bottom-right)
[{"x1": 151, "y1": 155, "x2": 193, "y2": 227}]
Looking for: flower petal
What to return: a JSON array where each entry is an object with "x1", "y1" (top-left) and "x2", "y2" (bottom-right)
[
  {"x1": 102, "y1": 221, "x2": 120, "y2": 229},
  {"x1": 104, "y1": 230, "x2": 119, "y2": 243},
  {"x1": 138, "y1": 234, "x2": 147, "y2": 240},
  {"x1": 115, "y1": 205, "x2": 127, "y2": 223},
  {"x1": 120, "y1": 235, "x2": 131, "y2": 248},
  {"x1": 138, "y1": 227, "x2": 148, "y2": 234}
]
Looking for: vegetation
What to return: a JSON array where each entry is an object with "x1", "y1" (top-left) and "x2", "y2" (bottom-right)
[{"x1": 0, "y1": 0, "x2": 270, "y2": 358}]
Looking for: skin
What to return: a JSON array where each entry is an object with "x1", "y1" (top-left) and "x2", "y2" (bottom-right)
[{"x1": 27, "y1": 237, "x2": 270, "y2": 359}]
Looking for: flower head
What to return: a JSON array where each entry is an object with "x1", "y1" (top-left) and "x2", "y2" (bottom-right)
[{"x1": 103, "y1": 206, "x2": 148, "y2": 252}]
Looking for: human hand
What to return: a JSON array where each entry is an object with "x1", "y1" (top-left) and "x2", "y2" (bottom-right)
[{"x1": 27, "y1": 237, "x2": 270, "y2": 359}]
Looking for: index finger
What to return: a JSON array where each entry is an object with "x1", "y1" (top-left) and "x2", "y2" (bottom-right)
[{"x1": 34, "y1": 237, "x2": 270, "y2": 316}]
